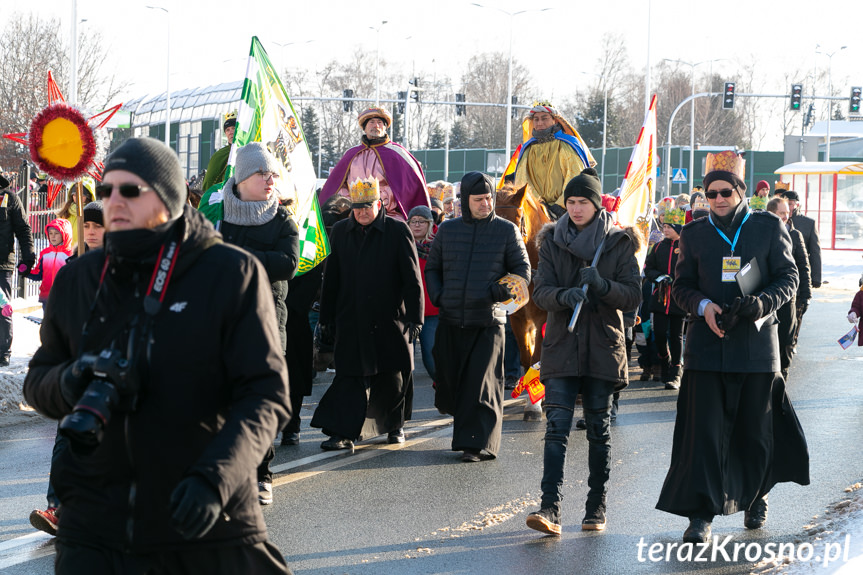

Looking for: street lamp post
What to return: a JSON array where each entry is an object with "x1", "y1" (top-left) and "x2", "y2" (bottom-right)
[
  {"x1": 471, "y1": 4, "x2": 551, "y2": 162},
  {"x1": 146, "y1": 5, "x2": 170, "y2": 148},
  {"x1": 369, "y1": 21, "x2": 388, "y2": 106},
  {"x1": 816, "y1": 45, "x2": 846, "y2": 161},
  {"x1": 663, "y1": 58, "x2": 724, "y2": 192}
]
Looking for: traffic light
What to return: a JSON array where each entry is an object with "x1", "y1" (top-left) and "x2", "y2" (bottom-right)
[
  {"x1": 409, "y1": 77, "x2": 420, "y2": 103},
  {"x1": 851, "y1": 87, "x2": 862, "y2": 115},
  {"x1": 342, "y1": 89, "x2": 353, "y2": 112},
  {"x1": 397, "y1": 91, "x2": 407, "y2": 115},
  {"x1": 790, "y1": 84, "x2": 803, "y2": 111},
  {"x1": 455, "y1": 93, "x2": 466, "y2": 116},
  {"x1": 722, "y1": 82, "x2": 736, "y2": 110}
]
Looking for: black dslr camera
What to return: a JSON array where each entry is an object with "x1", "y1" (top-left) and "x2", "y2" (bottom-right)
[{"x1": 59, "y1": 349, "x2": 139, "y2": 448}]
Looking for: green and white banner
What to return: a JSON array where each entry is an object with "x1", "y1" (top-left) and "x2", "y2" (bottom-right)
[{"x1": 200, "y1": 36, "x2": 328, "y2": 275}]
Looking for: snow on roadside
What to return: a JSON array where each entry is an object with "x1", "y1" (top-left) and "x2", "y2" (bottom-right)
[{"x1": 0, "y1": 305, "x2": 43, "y2": 423}]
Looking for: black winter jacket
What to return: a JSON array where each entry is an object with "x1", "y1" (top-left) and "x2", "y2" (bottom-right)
[
  {"x1": 643, "y1": 237, "x2": 685, "y2": 316},
  {"x1": 425, "y1": 200, "x2": 530, "y2": 328},
  {"x1": 0, "y1": 189, "x2": 36, "y2": 271},
  {"x1": 532, "y1": 211, "x2": 642, "y2": 388},
  {"x1": 221, "y1": 206, "x2": 300, "y2": 351},
  {"x1": 673, "y1": 203, "x2": 798, "y2": 373},
  {"x1": 791, "y1": 209, "x2": 821, "y2": 287},
  {"x1": 787, "y1": 220, "x2": 812, "y2": 303},
  {"x1": 23, "y1": 206, "x2": 290, "y2": 551}
]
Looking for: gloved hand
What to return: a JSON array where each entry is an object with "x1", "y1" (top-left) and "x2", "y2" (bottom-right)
[
  {"x1": 849, "y1": 311, "x2": 859, "y2": 324},
  {"x1": 60, "y1": 360, "x2": 93, "y2": 408},
  {"x1": 317, "y1": 323, "x2": 335, "y2": 347},
  {"x1": 403, "y1": 322, "x2": 422, "y2": 343},
  {"x1": 490, "y1": 282, "x2": 512, "y2": 303},
  {"x1": 654, "y1": 274, "x2": 672, "y2": 285},
  {"x1": 557, "y1": 286, "x2": 587, "y2": 309},
  {"x1": 1, "y1": 304, "x2": 12, "y2": 318},
  {"x1": 17, "y1": 263, "x2": 30, "y2": 275},
  {"x1": 729, "y1": 295, "x2": 764, "y2": 321},
  {"x1": 717, "y1": 302, "x2": 740, "y2": 333},
  {"x1": 578, "y1": 267, "x2": 609, "y2": 296},
  {"x1": 169, "y1": 476, "x2": 223, "y2": 540}
]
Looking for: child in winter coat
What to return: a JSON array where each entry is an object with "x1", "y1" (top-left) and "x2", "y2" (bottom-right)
[
  {"x1": 25, "y1": 218, "x2": 73, "y2": 308},
  {"x1": 848, "y1": 274, "x2": 863, "y2": 347}
]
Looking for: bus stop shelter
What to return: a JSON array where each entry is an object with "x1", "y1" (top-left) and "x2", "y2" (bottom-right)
[{"x1": 775, "y1": 161, "x2": 863, "y2": 250}]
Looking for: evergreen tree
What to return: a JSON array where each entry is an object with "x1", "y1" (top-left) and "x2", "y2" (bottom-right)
[
  {"x1": 301, "y1": 107, "x2": 321, "y2": 174},
  {"x1": 427, "y1": 125, "x2": 446, "y2": 149}
]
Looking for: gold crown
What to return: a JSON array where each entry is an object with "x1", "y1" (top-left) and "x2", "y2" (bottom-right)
[
  {"x1": 705, "y1": 150, "x2": 745, "y2": 180},
  {"x1": 665, "y1": 208, "x2": 686, "y2": 226},
  {"x1": 427, "y1": 181, "x2": 454, "y2": 201},
  {"x1": 349, "y1": 177, "x2": 380, "y2": 204},
  {"x1": 774, "y1": 181, "x2": 790, "y2": 191}
]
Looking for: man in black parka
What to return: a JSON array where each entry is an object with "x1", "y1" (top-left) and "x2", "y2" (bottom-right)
[
  {"x1": 425, "y1": 171, "x2": 530, "y2": 462},
  {"x1": 656, "y1": 151, "x2": 809, "y2": 545},
  {"x1": 23, "y1": 138, "x2": 292, "y2": 574},
  {"x1": 311, "y1": 176, "x2": 424, "y2": 451}
]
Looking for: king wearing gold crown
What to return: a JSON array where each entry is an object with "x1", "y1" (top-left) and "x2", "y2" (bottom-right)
[
  {"x1": 656, "y1": 148, "x2": 808, "y2": 545},
  {"x1": 319, "y1": 107, "x2": 429, "y2": 222}
]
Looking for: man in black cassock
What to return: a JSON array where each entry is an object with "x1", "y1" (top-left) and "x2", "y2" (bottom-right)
[{"x1": 425, "y1": 172, "x2": 530, "y2": 462}]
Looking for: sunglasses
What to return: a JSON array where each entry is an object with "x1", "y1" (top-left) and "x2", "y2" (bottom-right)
[
  {"x1": 705, "y1": 188, "x2": 735, "y2": 200},
  {"x1": 95, "y1": 183, "x2": 155, "y2": 200}
]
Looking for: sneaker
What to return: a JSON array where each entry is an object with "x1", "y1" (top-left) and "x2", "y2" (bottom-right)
[
  {"x1": 744, "y1": 494, "x2": 769, "y2": 529},
  {"x1": 29, "y1": 507, "x2": 59, "y2": 535},
  {"x1": 575, "y1": 418, "x2": 586, "y2": 430},
  {"x1": 461, "y1": 449, "x2": 481, "y2": 462},
  {"x1": 258, "y1": 481, "x2": 273, "y2": 505},
  {"x1": 504, "y1": 375, "x2": 518, "y2": 390},
  {"x1": 320, "y1": 436, "x2": 354, "y2": 452},
  {"x1": 582, "y1": 501, "x2": 607, "y2": 531},
  {"x1": 387, "y1": 428, "x2": 405, "y2": 444},
  {"x1": 526, "y1": 508, "x2": 562, "y2": 536},
  {"x1": 0, "y1": 357, "x2": 9, "y2": 367}
]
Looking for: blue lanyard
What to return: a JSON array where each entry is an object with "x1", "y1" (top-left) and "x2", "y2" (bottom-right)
[{"x1": 708, "y1": 211, "x2": 750, "y2": 255}]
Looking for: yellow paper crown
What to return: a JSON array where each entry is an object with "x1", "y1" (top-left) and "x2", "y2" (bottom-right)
[
  {"x1": 774, "y1": 181, "x2": 790, "y2": 192},
  {"x1": 705, "y1": 150, "x2": 745, "y2": 180},
  {"x1": 427, "y1": 181, "x2": 454, "y2": 201},
  {"x1": 666, "y1": 208, "x2": 686, "y2": 226},
  {"x1": 349, "y1": 177, "x2": 380, "y2": 204}
]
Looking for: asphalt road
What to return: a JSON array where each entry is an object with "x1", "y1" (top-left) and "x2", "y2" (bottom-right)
[{"x1": 1, "y1": 286, "x2": 862, "y2": 574}]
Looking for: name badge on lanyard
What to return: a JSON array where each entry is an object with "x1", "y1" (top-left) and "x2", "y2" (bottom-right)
[{"x1": 722, "y1": 256, "x2": 741, "y2": 282}]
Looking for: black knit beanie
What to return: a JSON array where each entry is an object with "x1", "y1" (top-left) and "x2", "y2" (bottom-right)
[
  {"x1": 460, "y1": 171, "x2": 495, "y2": 197},
  {"x1": 103, "y1": 138, "x2": 187, "y2": 219},
  {"x1": 563, "y1": 167, "x2": 603, "y2": 211},
  {"x1": 83, "y1": 200, "x2": 103, "y2": 226},
  {"x1": 702, "y1": 171, "x2": 747, "y2": 195}
]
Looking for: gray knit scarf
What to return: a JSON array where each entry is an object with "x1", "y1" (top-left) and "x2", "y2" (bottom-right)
[{"x1": 222, "y1": 176, "x2": 279, "y2": 226}]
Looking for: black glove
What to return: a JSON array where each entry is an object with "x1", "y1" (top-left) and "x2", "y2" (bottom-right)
[
  {"x1": 169, "y1": 476, "x2": 223, "y2": 540},
  {"x1": 654, "y1": 274, "x2": 672, "y2": 285},
  {"x1": 403, "y1": 322, "x2": 422, "y2": 343},
  {"x1": 60, "y1": 360, "x2": 93, "y2": 408},
  {"x1": 578, "y1": 267, "x2": 610, "y2": 296},
  {"x1": 490, "y1": 282, "x2": 512, "y2": 303},
  {"x1": 716, "y1": 303, "x2": 740, "y2": 333},
  {"x1": 730, "y1": 295, "x2": 764, "y2": 321},
  {"x1": 557, "y1": 287, "x2": 587, "y2": 309},
  {"x1": 17, "y1": 263, "x2": 31, "y2": 275},
  {"x1": 317, "y1": 323, "x2": 335, "y2": 347}
]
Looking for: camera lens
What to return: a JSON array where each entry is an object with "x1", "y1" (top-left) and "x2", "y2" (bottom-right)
[{"x1": 59, "y1": 379, "x2": 119, "y2": 447}]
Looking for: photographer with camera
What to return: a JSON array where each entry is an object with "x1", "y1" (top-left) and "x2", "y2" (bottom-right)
[
  {"x1": 655, "y1": 151, "x2": 809, "y2": 546},
  {"x1": 23, "y1": 138, "x2": 293, "y2": 574}
]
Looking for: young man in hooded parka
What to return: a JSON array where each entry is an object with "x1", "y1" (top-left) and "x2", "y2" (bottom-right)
[{"x1": 525, "y1": 168, "x2": 642, "y2": 535}]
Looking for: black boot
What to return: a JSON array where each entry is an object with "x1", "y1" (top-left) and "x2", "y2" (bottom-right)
[
  {"x1": 744, "y1": 494, "x2": 769, "y2": 529},
  {"x1": 683, "y1": 517, "x2": 712, "y2": 543},
  {"x1": 582, "y1": 496, "x2": 607, "y2": 531},
  {"x1": 665, "y1": 365, "x2": 682, "y2": 390}
]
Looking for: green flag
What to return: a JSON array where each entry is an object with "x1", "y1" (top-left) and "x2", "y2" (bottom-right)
[{"x1": 200, "y1": 36, "x2": 329, "y2": 275}]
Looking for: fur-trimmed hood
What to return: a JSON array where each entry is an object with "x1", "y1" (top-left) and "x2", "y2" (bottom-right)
[{"x1": 535, "y1": 211, "x2": 644, "y2": 259}]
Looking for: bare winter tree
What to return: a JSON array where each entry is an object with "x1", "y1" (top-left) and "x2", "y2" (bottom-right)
[{"x1": 0, "y1": 13, "x2": 129, "y2": 169}]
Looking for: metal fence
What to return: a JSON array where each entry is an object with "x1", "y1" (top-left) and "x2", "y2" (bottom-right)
[{"x1": 1, "y1": 164, "x2": 55, "y2": 300}]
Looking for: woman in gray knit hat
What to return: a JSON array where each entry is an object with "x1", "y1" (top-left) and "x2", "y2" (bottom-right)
[{"x1": 220, "y1": 142, "x2": 300, "y2": 506}]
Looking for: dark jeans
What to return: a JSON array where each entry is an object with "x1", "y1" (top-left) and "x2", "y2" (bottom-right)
[
  {"x1": 416, "y1": 314, "x2": 438, "y2": 381},
  {"x1": 46, "y1": 425, "x2": 69, "y2": 508},
  {"x1": 653, "y1": 313, "x2": 685, "y2": 366},
  {"x1": 541, "y1": 376, "x2": 614, "y2": 511},
  {"x1": 0, "y1": 271, "x2": 12, "y2": 359}
]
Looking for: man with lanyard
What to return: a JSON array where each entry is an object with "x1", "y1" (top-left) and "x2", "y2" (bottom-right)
[
  {"x1": 514, "y1": 101, "x2": 594, "y2": 219},
  {"x1": 655, "y1": 151, "x2": 809, "y2": 544}
]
